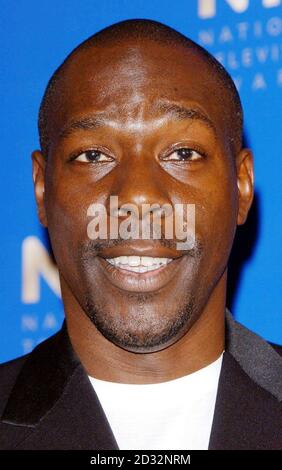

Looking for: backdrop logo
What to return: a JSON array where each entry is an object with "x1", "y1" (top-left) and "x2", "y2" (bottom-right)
[
  {"x1": 198, "y1": 0, "x2": 281, "y2": 18},
  {"x1": 22, "y1": 236, "x2": 61, "y2": 303},
  {"x1": 21, "y1": 237, "x2": 62, "y2": 355},
  {"x1": 197, "y1": 1, "x2": 282, "y2": 92}
]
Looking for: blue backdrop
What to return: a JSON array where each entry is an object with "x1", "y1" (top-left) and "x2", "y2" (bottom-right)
[{"x1": 1, "y1": 0, "x2": 282, "y2": 363}]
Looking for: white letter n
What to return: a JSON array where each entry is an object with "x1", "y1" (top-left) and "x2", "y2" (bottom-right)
[
  {"x1": 21, "y1": 236, "x2": 61, "y2": 303},
  {"x1": 198, "y1": 0, "x2": 250, "y2": 19}
]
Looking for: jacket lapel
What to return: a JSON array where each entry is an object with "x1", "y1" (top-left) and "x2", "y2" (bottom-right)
[
  {"x1": 0, "y1": 324, "x2": 119, "y2": 450},
  {"x1": 209, "y1": 310, "x2": 282, "y2": 449},
  {"x1": 208, "y1": 351, "x2": 282, "y2": 449}
]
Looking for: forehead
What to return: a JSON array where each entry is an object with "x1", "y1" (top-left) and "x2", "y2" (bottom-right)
[{"x1": 48, "y1": 40, "x2": 229, "y2": 141}]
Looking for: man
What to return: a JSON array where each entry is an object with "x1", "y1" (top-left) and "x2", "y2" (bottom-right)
[{"x1": 0, "y1": 19, "x2": 281, "y2": 450}]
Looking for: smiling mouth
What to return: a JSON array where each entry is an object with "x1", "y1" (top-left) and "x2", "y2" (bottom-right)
[
  {"x1": 96, "y1": 253, "x2": 187, "y2": 293},
  {"x1": 105, "y1": 256, "x2": 173, "y2": 273}
]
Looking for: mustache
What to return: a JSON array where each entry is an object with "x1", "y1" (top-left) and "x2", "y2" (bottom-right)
[{"x1": 79, "y1": 234, "x2": 204, "y2": 259}]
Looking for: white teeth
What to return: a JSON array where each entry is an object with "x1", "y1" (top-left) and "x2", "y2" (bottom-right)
[
  {"x1": 105, "y1": 255, "x2": 173, "y2": 272},
  {"x1": 128, "y1": 256, "x2": 140, "y2": 266},
  {"x1": 141, "y1": 256, "x2": 154, "y2": 267}
]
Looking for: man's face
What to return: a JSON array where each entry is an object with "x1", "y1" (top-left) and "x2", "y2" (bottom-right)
[{"x1": 33, "y1": 39, "x2": 253, "y2": 353}]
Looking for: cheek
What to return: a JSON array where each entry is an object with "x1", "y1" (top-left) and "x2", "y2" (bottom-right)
[
  {"x1": 45, "y1": 160, "x2": 107, "y2": 238},
  {"x1": 172, "y1": 170, "x2": 237, "y2": 236},
  {"x1": 44, "y1": 170, "x2": 98, "y2": 276},
  {"x1": 171, "y1": 164, "x2": 238, "y2": 268},
  {"x1": 46, "y1": 185, "x2": 85, "y2": 241},
  {"x1": 199, "y1": 174, "x2": 238, "y2": 274}
]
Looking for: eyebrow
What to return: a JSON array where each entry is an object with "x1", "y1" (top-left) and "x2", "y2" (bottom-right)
[
  {"x1": 58, "y1": 102, "x2": 216, "y2": 140},
  {"x1": 153, "y1": 101, "x2": 216, "y2": 133}
]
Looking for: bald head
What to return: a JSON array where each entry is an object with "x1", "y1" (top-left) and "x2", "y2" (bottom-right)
[{"x1": 38, "y1": 19, "x2": 243, "y2": 157}]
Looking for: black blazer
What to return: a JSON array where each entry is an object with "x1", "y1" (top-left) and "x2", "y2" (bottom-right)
[{"x1": 0, "y1": 309, "x2": 281, "y2": 450}]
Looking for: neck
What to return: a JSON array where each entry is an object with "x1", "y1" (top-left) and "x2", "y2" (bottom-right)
[{"x1": 61, "y1": 272, "x2": 226, "y2": 384}]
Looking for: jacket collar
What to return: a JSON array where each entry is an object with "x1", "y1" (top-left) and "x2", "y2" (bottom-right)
[
  {"x1": 1, "y1": 309, "x2": 282, "y2": 449},
  {"x1": 208, "y1": 347, "x2": 282, "y2": 449},
  {"x1": 0, "y1": 324, "x2": 119, "y2": 449},
  {"x1": 224, "y1": 308, "x2": 282, "y2": 401}
]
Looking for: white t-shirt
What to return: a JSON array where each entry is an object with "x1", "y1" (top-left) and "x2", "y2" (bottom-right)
[{"x1": 88, "y1": 353, "x2": 223, "y2": 450}]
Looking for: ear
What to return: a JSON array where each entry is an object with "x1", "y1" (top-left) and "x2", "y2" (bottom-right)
[
  {"x1": 31, "y1": 150, "x2": 48, "y2": 227},
  {"x1": 236, "y1": 148, "x2": 254, "y2": 225}
]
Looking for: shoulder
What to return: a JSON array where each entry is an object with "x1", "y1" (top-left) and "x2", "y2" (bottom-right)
[
  {"x1": 269, "y1": 342, "x2": 282, "y2": 356},
  {"x1": 0, "y1": 354, "x2": 29, "y2": 415},
  {"x1": 225, "y1": 309, "x2": 282, "y2": 402},
  {"x1": 0, "y1": 326, "x2": 65, "y2": 389},
  {"x1": 0, "y1": 327, "x2": 64, "y2": 414},
  {"x1": 0, "y1": 324, "x2": 75, "y2": 424},
  {"x1": 0, "y1": 354, "x2": 29, "y2": 381}
]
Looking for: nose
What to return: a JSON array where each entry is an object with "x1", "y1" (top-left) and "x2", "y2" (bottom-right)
[{"x1": 109, "y1": 157, "x2": 171, "y2": 219}]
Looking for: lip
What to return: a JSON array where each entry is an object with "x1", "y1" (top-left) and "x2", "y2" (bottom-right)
[
  {"x1": 96, "y1": 242, "x2": 183, "y2": 260},
  {"x1": 97, "y1": 254, "x2": 187, "y2": 293}
]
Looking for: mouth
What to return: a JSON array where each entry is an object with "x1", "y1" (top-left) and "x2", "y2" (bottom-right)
[
  {"x1": 106, "y1": 255, "x2": 173, "y2": 273},
  {"x1": 97, "y1": 254, "x2": 187, "y2": 293}
]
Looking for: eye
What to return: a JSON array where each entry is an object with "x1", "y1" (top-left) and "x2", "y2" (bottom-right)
[
  {"x1": 162, "y1": 148, "x2": 204, "y2": 162},
  {"x1": 74, "y1": 149, "x2": 114, "y2": 163}
]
